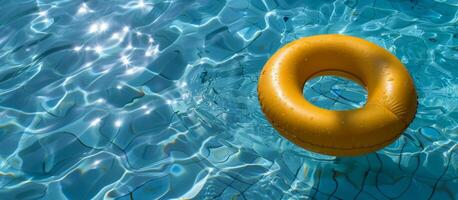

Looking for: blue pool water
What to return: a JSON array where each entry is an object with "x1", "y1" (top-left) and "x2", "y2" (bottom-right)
[{"x1": 0, "y1": 0, "x2": 457, "y2": 199}]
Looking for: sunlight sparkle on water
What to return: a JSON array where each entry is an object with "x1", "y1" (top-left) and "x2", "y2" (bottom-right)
[
  {"x1": 125, "y1": 68, "x2": 139, "y2": 75},
  {"x1": 123, "y1": 26, "x2": 130, "y2": 32},
  {"x1": 111, "y1": 33, "x2": 121, "y2": 40},
  {"x1": 38, "y1": 11, "x2": 47, "y2": 17},
  {"x1": 94, "y1": 45, "x2": 104, "y2": 54},
  {"x1": 114, "y1": 119, "x2": 123, "y2": 128},
  {"x1": 90, "y1": 118, "x2": 101, "y2": 127},
  {"x1": 92, "y1": 160, "x2": 101, "y2": 167},
  {"x1": 145, "y1": 46, "x2": 159, "y2": 57},
  {"x1": 77, "y1": 3, "x2": 91, "y2": 15},
  {"x1": 88, "y1": 22, "x2": 110, "y2": 34},
  {"x1": 73, "y1": 46, "x2": 82, "y2": 52},
  {"x1": 120, "y1": 56, "x2": 130, "y2": 65}
]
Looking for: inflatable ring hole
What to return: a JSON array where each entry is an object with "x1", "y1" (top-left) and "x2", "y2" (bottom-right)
[{"x1": 303, "y1": 75, "x2": 367, "y2": 111}]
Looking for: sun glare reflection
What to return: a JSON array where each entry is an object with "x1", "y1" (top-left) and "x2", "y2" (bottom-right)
[
  {"x1": 88, "y1": 22, "x2": 109, "y2": 34},
  {"x1": 120, "y1": 55, "x2": 131, "y2": 65},
  {"x1": 90, "y1": 118, "x2": 101, "y2": 127},
  {"x1": 114, "y1": 119, "x2": 123, "y2": 127},
  {"x1": 77, "y1": 3, "x2": 92, "y2": 15}
]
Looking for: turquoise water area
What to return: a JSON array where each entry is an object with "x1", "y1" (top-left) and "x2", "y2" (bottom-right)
[{"x1": 0, "y1": 0, "x2": 457, "y2": 199}]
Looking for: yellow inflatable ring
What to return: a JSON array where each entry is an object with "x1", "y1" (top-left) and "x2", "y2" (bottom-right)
[{"x1": 258, "y1": 34, "x2": 417, "y2": 156}]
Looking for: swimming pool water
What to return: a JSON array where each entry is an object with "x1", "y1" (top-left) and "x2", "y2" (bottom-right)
[{"x1": 0, "y1": 0, "x2": 457, "y2": 199}]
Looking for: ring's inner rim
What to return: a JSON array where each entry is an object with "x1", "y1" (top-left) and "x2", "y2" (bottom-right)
[
  {"x1": 305, "y1": 69, "x2": 367, "y2": 88},
  {"x1": 302, "y1": 70, "x2": 368, "y2": 110}
]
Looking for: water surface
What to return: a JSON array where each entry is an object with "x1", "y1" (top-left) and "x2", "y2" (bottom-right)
[{"x1": 0, "y1": 0, "x2": 457, "y2": 199}]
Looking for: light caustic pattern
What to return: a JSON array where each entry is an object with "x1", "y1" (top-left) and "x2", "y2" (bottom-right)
[{"x1": 0, "y1": 0, "x2": 457, "y2": 199}]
